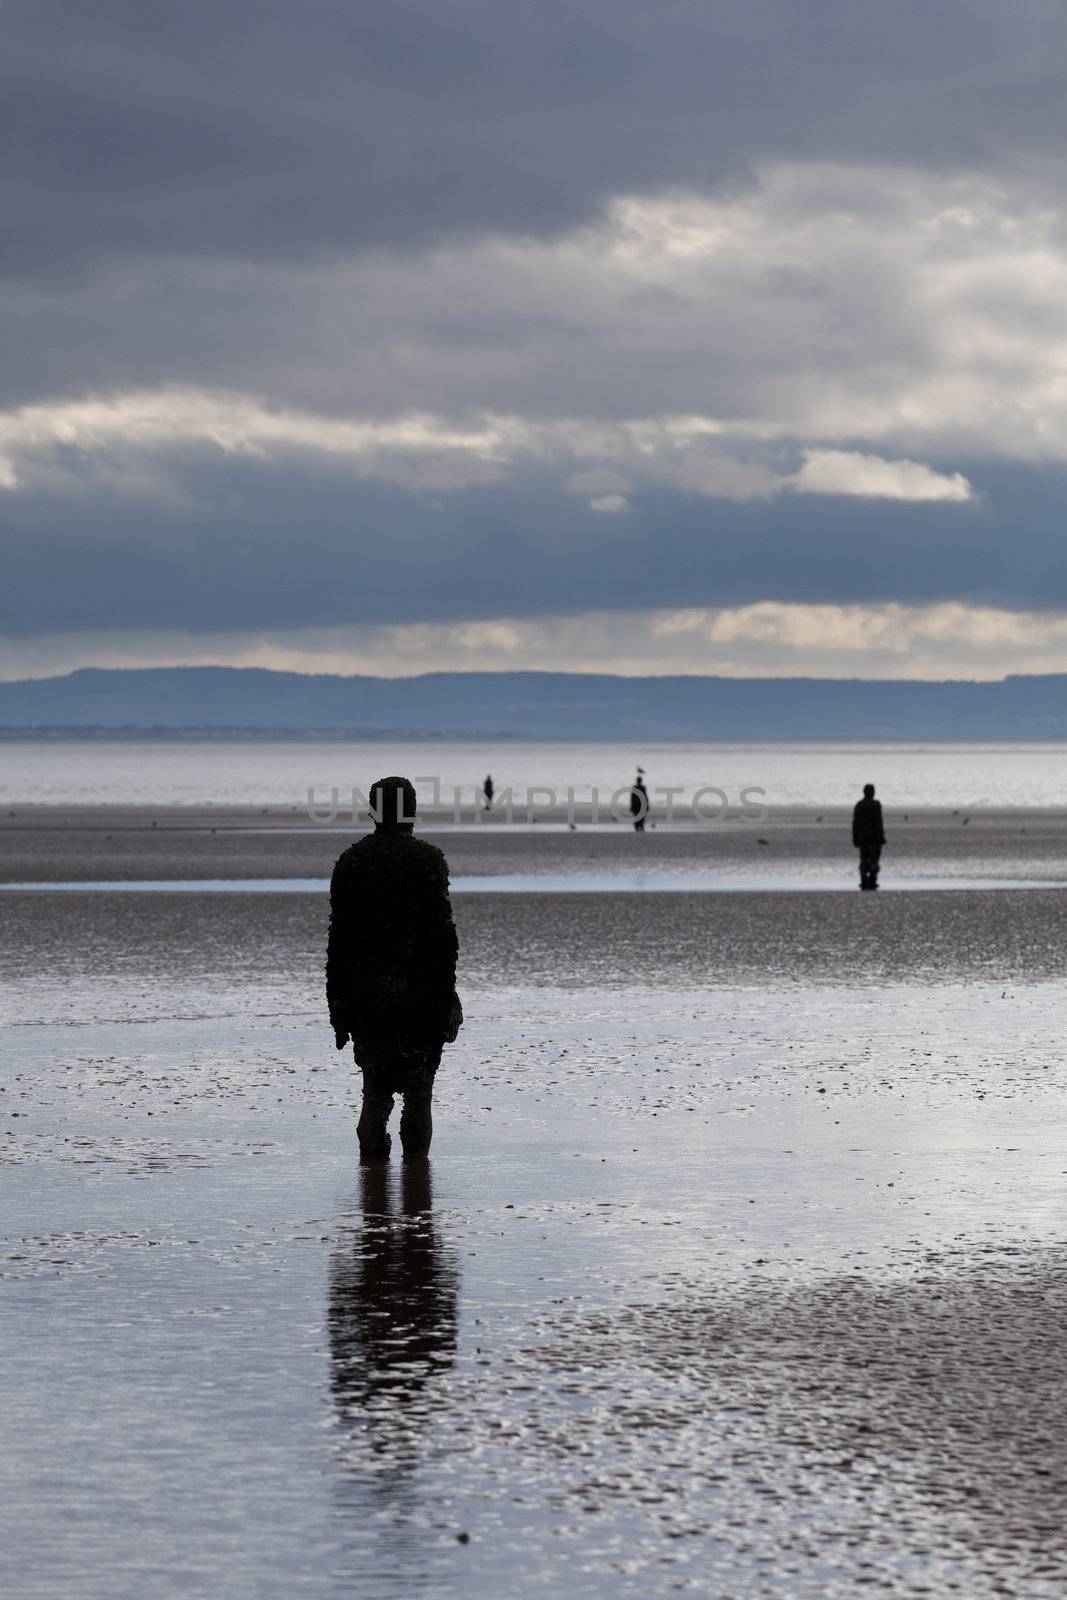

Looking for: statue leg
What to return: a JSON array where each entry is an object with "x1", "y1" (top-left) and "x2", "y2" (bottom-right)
[
  {"x1": 399, "y1": 1056, "x2": 440, "y2": 1160},
  {"x1": 357, "y1": 1069, "x2": 395, "y2": 1160},
  {"x1": 399, "y1": 1088, "x2": 433, "y2": 1159}
]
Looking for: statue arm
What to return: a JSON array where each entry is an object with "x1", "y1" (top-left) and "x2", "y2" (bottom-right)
[
  {"x1": 436, "y1": 862, "x2": 462, "y2": 1037},
  {"x1": 326, "y1": 865, "x2": 355, "y2": 1045}
]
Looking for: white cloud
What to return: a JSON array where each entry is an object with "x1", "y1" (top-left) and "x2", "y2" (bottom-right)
[
  {"x1": 208, "y1": 161, "x2": 1067, "y2": 466},
  {"x1": 11, "y1": 601, "x2": 1067, "y2": 682},
  {"x1": 7, "y1": 162, "x2": 1067, "y2": 513},
  {"x1": 650, "y1": 608, "x2": 713, "y2": 638},
  {"x1": 563, "y1": 467, "x2": 633, "y2": 512},
  {"x1": 0, "y1": 388, "x2": 528, "y2": 495},
  {"x1": 703, "y1": 600, "x2": 1064, "y2": 659},
  {"x1": 791, "y1": 450, "x2": 973, "y2": 501},
  {"x1": 671, "y1": 452, "x2": 781, "y2": 500},
  {"x1": 390, "y1": 619, "x2": 528, "y2": 654},
  {"x1": 0, "y1": 385, "x2": 974, "y2": 511}
]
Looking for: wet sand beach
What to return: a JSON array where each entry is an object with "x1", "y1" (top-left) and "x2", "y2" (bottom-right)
[
  {"x1": 2, "y1": 810, "x2": 1067, "y2": 1596},
  {"x1": 4, "y1": 801, "x2": 1067, "y2": 884}
]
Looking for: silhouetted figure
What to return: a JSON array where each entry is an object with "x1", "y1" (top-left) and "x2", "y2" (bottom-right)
[
  {"x1": 328, "y1": 1162, "x2": 458, "y2": 1480},
  {"x1": 483, "y1": 773, "x2": 494, "y2": 811},
  {"x1": 852, "y1": 782, "x2": 886, "y2": 890},
  {"x1": 327, "y1": 775, "x2": 463, "y2": 1159},
  {"x1": 630, "y1": 767, "x2": 648, "y2": 832}
]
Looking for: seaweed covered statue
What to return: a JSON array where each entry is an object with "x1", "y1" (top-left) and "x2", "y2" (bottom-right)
[{"x1": 327, "y1": 776, "x2": 463, "y2": 1159}]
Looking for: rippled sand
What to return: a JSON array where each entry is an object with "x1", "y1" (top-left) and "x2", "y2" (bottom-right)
[{"x1": 2, "y1": 816, "x2": 1066, "y2": 1597}]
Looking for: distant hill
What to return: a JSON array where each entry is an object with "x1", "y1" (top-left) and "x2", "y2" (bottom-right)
[{"x1": 1, "y1": 666, "x2": 1067, "y2": 740}]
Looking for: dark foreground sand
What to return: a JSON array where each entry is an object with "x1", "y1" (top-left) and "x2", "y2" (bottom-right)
[{"x1": 2, "y1": 814, "x2": 1066, "y2": 1597}]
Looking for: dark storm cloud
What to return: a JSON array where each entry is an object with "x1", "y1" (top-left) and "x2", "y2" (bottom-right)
[
  {"x1": 4, "y1": 0, "x2": 1067, "y2": 660},
  {"x1": 3, "y1": 0, "x2": 1067, "y2": 282},
  {"x1": 0, "y1": 453, "x2": 1061, "y2": 638}
]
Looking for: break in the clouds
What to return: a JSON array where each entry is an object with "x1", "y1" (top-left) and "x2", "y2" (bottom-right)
[
  {"x1": 3, "y1": 3, "x2": 1067, "y2": 675},
  {"x1": 10, "y1": 603, "x2": 1067, "y2": 685}
]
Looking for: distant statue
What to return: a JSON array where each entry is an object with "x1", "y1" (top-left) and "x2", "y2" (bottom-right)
[
  {"x1": 630, "y1": 767, "x2": 648, "y2": 832},
  {"x1": 852, "y1": 782, "x2": 886, "y2": 890},
  {"x1": 327, "y1": 775, "x2": 463, "y2": 1159},
  {"x1": 483, "y1": 773, "x2": 494, "y2": 811}
]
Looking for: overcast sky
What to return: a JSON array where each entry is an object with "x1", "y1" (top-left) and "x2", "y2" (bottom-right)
[{"x1": 5, "y1": 1, "x2": 1067, "y2": 679}]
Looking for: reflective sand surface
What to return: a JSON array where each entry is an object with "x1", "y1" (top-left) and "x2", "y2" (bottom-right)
[
  {"x1": 2, "y1": 873, "x2": 1061, "y2": 892},
  {"x1": 6, "y1": 737, "x2": 1067, "y2": 808},
  {"x1": 5, "y1": 805, "x2": 1067, "y2": 887},
  {"x1": 3, "y1": 831, "x2": 1067, "y2": 1596}
]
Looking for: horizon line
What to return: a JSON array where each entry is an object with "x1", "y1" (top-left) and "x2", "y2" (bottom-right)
[{"x1": 5, "y1": 663, "x2": 1067, "y2": 689}]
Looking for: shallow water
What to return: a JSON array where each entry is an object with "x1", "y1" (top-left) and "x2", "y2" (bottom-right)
[
  {"x1": 1, "y1": 872, "x2": 1062, "y2": 893},
  {"x1": 3, "y1": 875, "x2": 1067, "y2": 1597},
  {"x1": 7, "y1": 736, "x2": 1067, "y2": 808}
]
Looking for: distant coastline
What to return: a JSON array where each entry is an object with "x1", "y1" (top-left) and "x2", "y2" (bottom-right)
[{"x1": 3, "y1": 666, "x2": 1067, "y2": 741}]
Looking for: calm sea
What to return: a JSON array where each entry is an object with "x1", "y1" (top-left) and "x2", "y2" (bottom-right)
[{"x1": 2, "y1": 739, "x2": 1066, "y2": 809}]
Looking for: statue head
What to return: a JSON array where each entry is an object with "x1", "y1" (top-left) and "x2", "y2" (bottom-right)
[
  {"x1": 370, "y1": 775, "x2": 417, "y2": 832},
  {"x1": 863, "y1": 783, "x2": 875, "y2": 798}
]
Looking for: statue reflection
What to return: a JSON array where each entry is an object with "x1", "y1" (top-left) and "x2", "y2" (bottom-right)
[{"x1": 328, "y1": 1161, "x2": 459, "y2": 1483}]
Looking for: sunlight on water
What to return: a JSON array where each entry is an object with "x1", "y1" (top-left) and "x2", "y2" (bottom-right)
[
  {"x1": 0, "y1": 873, "x2": 1062, "y2": 893},
  {"x1": 5, "y1": 737, "x2": 1067, "y2": 808}
]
